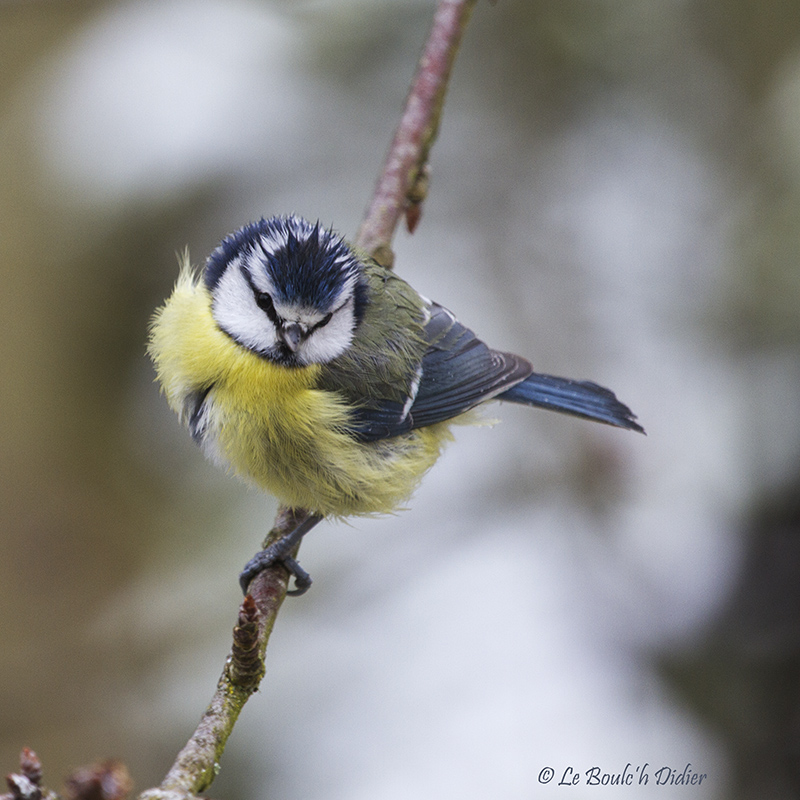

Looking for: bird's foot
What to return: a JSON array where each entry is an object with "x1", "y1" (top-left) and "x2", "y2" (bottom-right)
[{"x1": 239, "y1": 514, "x2": 322, "y2": 596}]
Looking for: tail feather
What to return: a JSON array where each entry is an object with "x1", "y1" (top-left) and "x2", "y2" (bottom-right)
[{"x1": 498, "y1": 373, "x2": 644, "y2": 433}]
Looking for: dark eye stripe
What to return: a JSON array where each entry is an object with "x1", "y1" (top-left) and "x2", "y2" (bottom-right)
[
  {"x1": 314, "y1": 312, "x2": 333, "y2": 330},
  {"x1": 311, "y1": 294, "x2": 351, "y2": 332},
  {"x1": 255, "y1": 291, "x2": 280, "y2": 324},
  {"x1": 240, "y1": 266, "x2": 281, "y2": 325}
]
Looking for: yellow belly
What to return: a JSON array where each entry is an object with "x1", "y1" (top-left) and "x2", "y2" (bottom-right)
[{"x1": 148, "y1": 266, "x2": 450, "y2": 517}]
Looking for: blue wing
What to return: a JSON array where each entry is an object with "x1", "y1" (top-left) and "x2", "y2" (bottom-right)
[
  {"x1": 348, "y1": 303, "x2": 531, "y2": 442},
  {"x1": 348, "y1": 302, "x2": 644, "y2": 442}
]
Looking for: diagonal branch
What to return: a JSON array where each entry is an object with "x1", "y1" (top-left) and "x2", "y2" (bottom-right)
[
  {"x1": 356, "y1": 0, "x2": 478, "y2": 266},
  {"x1": 137, "y1": 2, "x2": 478, "y2": 797}
]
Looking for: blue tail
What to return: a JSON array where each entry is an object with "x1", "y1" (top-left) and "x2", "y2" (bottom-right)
[{"x1": 498, "y1": 373, "x2": 644, "y2": 433}]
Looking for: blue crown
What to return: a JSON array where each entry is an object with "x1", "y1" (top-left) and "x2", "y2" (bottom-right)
[{"x1": 205, "y1": 216, "x2": 363, "y2": 313}]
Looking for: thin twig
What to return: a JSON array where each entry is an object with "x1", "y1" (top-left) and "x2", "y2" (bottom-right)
[
  {"x1": 138, "y1": 2, "x2": 478, "y2": 796},
  {"x1": 139, "y1": 509, "x2": 301, "y2": 800},
  {"x1": 356, "y1": 0, "x2": 478, "y2": 266}
]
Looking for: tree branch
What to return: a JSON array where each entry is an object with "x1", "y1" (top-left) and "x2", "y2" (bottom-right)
[
  {"x1": 138, "y1": 2, "x2": 478, "y2": 797},
  {"x1": 356, "y1": 0, "x2": 477, "y2": 266},
  {"x1": 138, "y1": 508, "x2": 301, "y2": 800}
]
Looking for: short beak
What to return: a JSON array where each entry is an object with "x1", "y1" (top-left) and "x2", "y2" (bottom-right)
[{"x1": 280, "y1": 322, "x2": 304, "y2": 352}]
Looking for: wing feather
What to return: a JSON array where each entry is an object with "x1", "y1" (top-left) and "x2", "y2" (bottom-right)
[{"x1": 348, "y1": 303, "x2": 531, "y2": 442}]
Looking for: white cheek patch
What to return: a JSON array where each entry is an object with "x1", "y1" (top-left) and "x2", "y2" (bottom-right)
[
  {"x1": 297, "y1": 301, "x2": 355, "y2": 364},
  {"x1": 212, "y1": 257, "x2": 279, "y2": 353}
]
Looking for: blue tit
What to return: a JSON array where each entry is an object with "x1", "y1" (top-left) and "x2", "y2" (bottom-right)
[{"x1": 148, "y1": 215, "x2": 643, "y2": 594}]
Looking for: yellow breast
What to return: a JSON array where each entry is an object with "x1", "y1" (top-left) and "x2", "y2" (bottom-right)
[{"x1": 148, "y1": 265, "x2": 449, "y2": 517}]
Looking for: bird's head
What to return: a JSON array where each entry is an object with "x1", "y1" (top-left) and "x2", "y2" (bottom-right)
[{"x1": 205, "y1": 215, "x2": 368, "y2": 366}]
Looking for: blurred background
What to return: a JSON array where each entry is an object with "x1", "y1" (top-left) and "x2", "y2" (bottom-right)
[{"x1": 2, "y1": 0, "x2": 800, "y2": 797}]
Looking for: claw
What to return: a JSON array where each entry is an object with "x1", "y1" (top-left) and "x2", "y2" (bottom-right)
[
  {"x1": 239, "y1": 514, "x2": 322, "y2": 595},
  {"x1": 282, "y1": 556, "x2": 313, "y2": 596}
]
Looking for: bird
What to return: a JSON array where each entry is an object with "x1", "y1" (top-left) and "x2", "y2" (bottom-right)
[{"x1": 148, "y1": 214, "x2": 643, "y2": 595}]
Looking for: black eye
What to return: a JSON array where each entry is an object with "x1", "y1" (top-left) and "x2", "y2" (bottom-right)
[
  {"x1": 255, "y1": 291, "x2": 279, "y2": 323},
  {"x1": 316, "y1": 312, "x2": 333, "y2": 330},
  {"x1": 255, "y1": 291, "x2": 273, "y2": 312}
]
